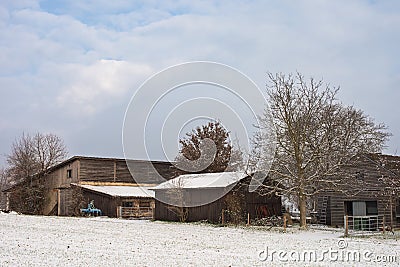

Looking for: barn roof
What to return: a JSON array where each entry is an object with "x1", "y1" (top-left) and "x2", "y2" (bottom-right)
[
  {"x1": 46, "y1": 155, "x2": 173, "y2": 174},
  {"x1": 152, "y1": 172, "x2": 247, "y2": 190},
  {"x1": 2, "y1": 155, "x2": 175, "y2": 192},
  {"x1": 72, "y1": 183, "x2": 155, "y2": 198}
]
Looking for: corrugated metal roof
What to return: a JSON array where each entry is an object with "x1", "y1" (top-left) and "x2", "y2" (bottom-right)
[
  {"x1": 152, "y1": 172, "x2": 247, "y2": 190},
  {"x1": 72, "y1": 183, "x2": 155, "y2": 198}
]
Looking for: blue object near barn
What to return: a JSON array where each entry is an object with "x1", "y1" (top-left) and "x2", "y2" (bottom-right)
[{"x1": 80, "y1": 200, "x2": 102, "y2": 216}]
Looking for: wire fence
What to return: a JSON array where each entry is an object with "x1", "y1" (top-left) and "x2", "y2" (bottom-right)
[
  {"x1": 346, "y1": 215, "x2": 382, "y2": 231},
  {"x1": 343, "y1": 215, "x2": 392, "y2": 236}
]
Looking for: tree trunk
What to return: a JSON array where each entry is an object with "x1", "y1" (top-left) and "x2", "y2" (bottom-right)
[
  {"x1": 390, "y1": 196, "x2": 393, "y2": 229},
  {"x1": 299, "y1": 194, "x2": 307, "y2": 228}
]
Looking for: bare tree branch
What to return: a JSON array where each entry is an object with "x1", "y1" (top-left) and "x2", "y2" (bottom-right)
[
  {"x1": 6, "y1": 132, "x2": 68, "y2": 214},
  {"x1": 251, "y1": 72, "x2": 391, "y2": 228}
]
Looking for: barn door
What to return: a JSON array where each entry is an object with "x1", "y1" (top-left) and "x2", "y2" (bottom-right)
[{"x1": 352, "y1": 201, "x2": 366, "y2": 216}]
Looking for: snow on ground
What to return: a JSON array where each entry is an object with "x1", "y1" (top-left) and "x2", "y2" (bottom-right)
[{"x1": 0, "y1": 212, "x2": 399, "y2": 266}]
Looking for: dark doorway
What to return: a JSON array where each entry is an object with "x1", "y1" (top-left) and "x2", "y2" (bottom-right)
[{"x1": 344, "y1": 201, "x2": 378, "y2": 216}]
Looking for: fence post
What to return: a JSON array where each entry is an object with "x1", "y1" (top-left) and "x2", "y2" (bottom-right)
[
  {"x1": 221, "y1": 209, "x2": 225, "y2": 225},
  {"x1": 345, "y1": 215, "x2": 349, "y2": 237},
  {"x1": 247, "y1": 213, "x2": 250, "y2": 226},
  {"x1": 382, "y1": 216, "x2": 386, "y2": 234},
  {"x1": 283, "y1": 216, "x2": 287, "y2": 232}
]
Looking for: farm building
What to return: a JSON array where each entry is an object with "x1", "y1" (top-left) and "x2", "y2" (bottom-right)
[
  {"x1": 315, "y1": 153, "x2": 400, "y2": 229},
  {"x1": 152, "y1": 172, "x2": 282, "y2": 223},
  {"x1": 68, "y1": 183, "x2": 155, "y2": 218},
  {"x1": 3, "y1": 156, "x2": 177, "y2": 217}
]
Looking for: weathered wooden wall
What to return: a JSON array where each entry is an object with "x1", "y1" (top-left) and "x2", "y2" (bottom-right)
[
  {"x1": 125, "y1": 160, "x2": 176, "y2": 184},
  {"x1": 316, "y1": 193, "x2": 393, "y2": 226},
  {"x1": 79, "y1": 159, "x2": 115, "y2": 182},
  {"x1": 154, "y1": 182, "x2": 282, "y2": 223},
  {"x1": 316, "y1": 154, "x2": 400, "y2": 227},
  {"x1": 58, "y1": 188, "x2": 73, "y2": 216},
  {"x1": 245, "y1": 191, "x2": 282, "y2": 219},
  {"x1": 57, "y1": 186, "x2": 85, "y2": 216},
  {"x1": 154, "y1": 188, "x2": 226, "y2": 222},
  {"x1": 42, "y1": 160, "x2": 80, "y2": 215},
  {"x1": 79, "y1": 158, "x2": 176, "y2": 184}
]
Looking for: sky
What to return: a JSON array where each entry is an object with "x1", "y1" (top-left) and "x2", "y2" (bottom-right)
[{"x1": 0, "y1": 0, "x2": 399, "y2": 167}]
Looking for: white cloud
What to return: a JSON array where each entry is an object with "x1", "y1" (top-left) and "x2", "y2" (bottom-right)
[
  {"x1": 56, "y1": 60, "x2": 153, "y2": 115},
  {"x1": 0, "y1": 0, "x2": 400, "y2": 163}
]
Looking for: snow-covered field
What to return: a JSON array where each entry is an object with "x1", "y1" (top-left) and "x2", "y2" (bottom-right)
[{"x1": 0, "y1": 212, "x2": 399, "y2": 266}]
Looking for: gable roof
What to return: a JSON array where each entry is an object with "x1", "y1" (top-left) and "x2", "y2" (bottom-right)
[
  {"x1": 152, "y1": 172, "x2": 247, "y2": 190},
  {"x1": 46, "y1": 155, "x2": 173, "y2": 174},
  {"x1": 2, "y1": 155, "x2": 176, "y2": 192}
]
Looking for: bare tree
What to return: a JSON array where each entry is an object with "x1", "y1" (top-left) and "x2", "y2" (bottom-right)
[
  {"x1": 224, "y1": 189, "x2": 245, "y2": 225},
  {"x1": 165, "y1": 176, "x2": 189, "y2": 222},
  {"x1": 7, "y1": 132, "x2": 67, "y2": 183},
  {"x1": 0, "y1": 168, "x2": 6, "y2": 187},
  {"x1": 33, "y1": 133, "x2": 68, "y2": 173},
  {"x1": 6, "y1": 132, "x2": 68, "y2": 214},
  {"x1": 253, "y1": 72, "x2": 390, "y2": 228},
  {"x1": 6, "y1": 133, "x2": 37, "y2": 183}
]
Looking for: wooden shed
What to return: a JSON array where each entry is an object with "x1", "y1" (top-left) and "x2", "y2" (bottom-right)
[
  {"x1": 152, "y1": 172, "x2": 282, "y2": 223},
  {"x1": 315, "y1": 153, "x2": 400, "y2": 229},
  {"x1": 68, "y1": 182, "x2": 155, "y2": 218}
]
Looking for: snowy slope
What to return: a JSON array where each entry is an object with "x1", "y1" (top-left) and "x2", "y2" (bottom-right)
[{"x1": 0, "y1": 212, "x2": 398, "y2": 266}]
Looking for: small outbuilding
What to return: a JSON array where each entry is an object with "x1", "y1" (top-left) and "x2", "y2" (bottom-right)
[
  {"x1": 65, "y1": 182, "x2": 156, "y2": 218},
  {"x1": 152, "y1": 172, "x2": 282, "y2": 223},
  {"x1": 315, "y1": 153, "x2": 400, "y2": 230}
]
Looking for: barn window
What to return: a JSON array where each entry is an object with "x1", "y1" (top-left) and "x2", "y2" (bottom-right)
[
  {"x1": 396, "y1": 198, "x2": 400, "y2": 217},
  {"x1": 67, "y1": 169, "x2": 72, "y2": 178},
  {"x1": 122, "y1": 201, "x2": 133, "y2": 207},
  {"x1": 344, "y1": 201, "x2": 378, "y2": 216},
  {"x1": 366, "y1": 201, "x2": 378, "y2": 215}
]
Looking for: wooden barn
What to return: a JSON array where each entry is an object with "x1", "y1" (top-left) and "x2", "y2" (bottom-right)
[
  {"x1": 3, "y1": 156, "x2": 177, "y2": 217},
  {"x1": 152, "y1": 172, "x2": 282, "y2": 223},
  {"x1": 315, "y1": 153, "x2": 400, "y2": 229}
]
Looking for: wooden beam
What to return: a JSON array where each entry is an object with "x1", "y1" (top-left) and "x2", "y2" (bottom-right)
[
  {"x1": 113, "y1": 160, "x2": 116, "y2": 182},
  {"x1": 78, "y1": 181, "x2": 157, "y2": 186}
]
